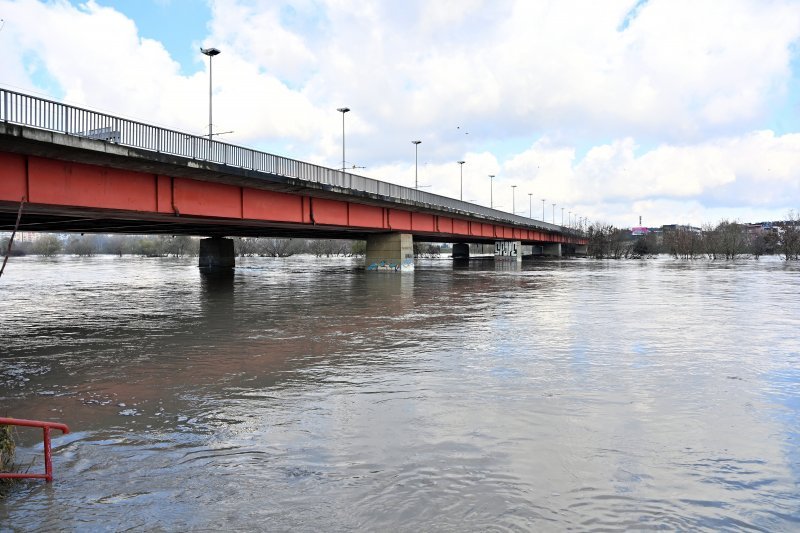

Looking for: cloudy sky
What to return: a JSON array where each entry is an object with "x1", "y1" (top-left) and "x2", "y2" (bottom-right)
[{"x1": 2, "y1": 0, "x2": 799, "y2": 227}]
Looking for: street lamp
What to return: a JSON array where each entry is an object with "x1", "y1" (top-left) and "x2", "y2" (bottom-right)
[
  {"x1": 541, "y1": 199, "x2": 546, "y2": 221},
  {"x1": 552, "y1": 203, "x2": 556, "y2": 224},
  {"x1": 568, "y1": 211, "x2": 572, "y2": 228},
  {"x1": 412, "y1": 140, "x2": 421, "y2": 189},
  {"x1": 337, "y1": 107, "x2": 350, "y2": 171},
  {"x1": 457, "y1": 161, "x2": 466, "y2": 201},
  {"x1": 529, "y1": 193, "x2": 533, "y2": 218},
  {"x1": 489, "y1": 175, "x2": 495, "y2": 208},
  {"x1": 201, "y1": 47, "x2": 221, "y2": 141},
  {"x1": 561, "y1": 207, "x2": 564, "y2": 226},
  {"x1": 511, "y1": 185, "x2": 517, "y2": 215}
]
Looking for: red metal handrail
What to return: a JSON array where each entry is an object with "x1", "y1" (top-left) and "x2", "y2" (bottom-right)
[{"x1": 0, "y1": 417, "x2": 70, "y2": 483}]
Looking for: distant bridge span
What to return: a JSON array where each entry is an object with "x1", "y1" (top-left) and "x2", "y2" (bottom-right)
[{"x1": 0, "y1": 89, "x2": 586, "y2": 268}]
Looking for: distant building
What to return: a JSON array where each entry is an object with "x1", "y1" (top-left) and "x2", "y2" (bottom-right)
[{"x1": 661, "y1": 224, "x2": 702, "y2": 234}]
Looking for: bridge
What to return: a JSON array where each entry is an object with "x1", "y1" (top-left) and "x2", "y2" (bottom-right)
[{"x1": 0, "y1": 89, "x2": 587, "y2": 271}]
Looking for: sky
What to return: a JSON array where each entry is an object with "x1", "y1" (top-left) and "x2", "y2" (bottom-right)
[{"x1": 1, "y1": 0, "x2": 800, "y2": 228}]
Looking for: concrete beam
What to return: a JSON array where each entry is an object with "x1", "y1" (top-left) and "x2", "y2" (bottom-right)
[{"x1": 366, "y1": 233, "x2": 414, "y2": 272}]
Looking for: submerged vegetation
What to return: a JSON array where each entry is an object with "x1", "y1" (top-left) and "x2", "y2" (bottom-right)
[
  {"x1": 0, "y1": 425, "x2": 13, "y2": 471},
  {"x1": 0, "y1": 424, "x2": 15, "y2": 496}
]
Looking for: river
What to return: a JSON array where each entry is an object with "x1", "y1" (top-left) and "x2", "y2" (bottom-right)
[{"x1": 1, "y1": 255, "x2": 798, "y2": 531}]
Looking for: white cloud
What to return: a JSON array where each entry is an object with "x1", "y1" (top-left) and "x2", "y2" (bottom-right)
[{"x1": 497, "y1": 131, "x2": 800, "y2": 226}]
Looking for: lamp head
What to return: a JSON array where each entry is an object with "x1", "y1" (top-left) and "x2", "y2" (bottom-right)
[{"x1": 201, "y1": 47, "x2": 221, "y2": 57}]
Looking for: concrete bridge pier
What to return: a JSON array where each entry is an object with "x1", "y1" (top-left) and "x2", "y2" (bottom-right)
[
  {"x1": 452, "y1": 243, "x2": 470, "y2": 260},
  {"x1": 574, "y1": 244, "x2": 588, "y2": 256},
  {"x1": 366, "y1": 233, "x2": 414, "y2": 272},
  {"x1": 542, "y1": 243, "x2": 562, "y2": 257},
  {"x1": 495, "y1": 240, "x2": 522, "y2": 262},
  {"x1": 199, "y1": 237, "x2": 235, "y2": 270}
]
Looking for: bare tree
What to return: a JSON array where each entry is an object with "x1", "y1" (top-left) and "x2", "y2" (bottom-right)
[
  {"x1": 31, "y1": 235, "x2": 63, "y2": 256},
  {"x1": 780, "y1": 211, "x2": 800, "y2": 260},
  {"x1": 413, "y1": 243, "x2": 442, "y2": 258},
  {"x1": 260, "y1": 238, "x2": 302, "y2": 257},
  {"x1": 587, "y1": 222, "x2": 631, "y2": 259},
  {"x1": 308, "y1": 239, "x2": 350, "y2": 257},
  {"x1": 65, "y1": 235, "x2": 99, "y2": 256},
  {"x1": 664, "y1": 226, "x2": 701, "y2": 259},
  {"x1": 712, "y1": 220, "x2": 748, "y2": 260}
]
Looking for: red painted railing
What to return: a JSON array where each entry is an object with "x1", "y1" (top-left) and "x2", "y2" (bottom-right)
[{"x1": 0, "y1": 417, "x2": 70, "y2": 483}]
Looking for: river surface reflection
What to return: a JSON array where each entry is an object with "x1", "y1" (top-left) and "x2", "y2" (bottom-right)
[{"x1": 1, "y1": 255, "x2": 799, "y2": 530}]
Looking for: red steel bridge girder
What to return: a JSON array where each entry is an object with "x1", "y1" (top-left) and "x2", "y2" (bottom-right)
[{"x1": 0, "y1": 150, "x2": 586, "y2": 245}]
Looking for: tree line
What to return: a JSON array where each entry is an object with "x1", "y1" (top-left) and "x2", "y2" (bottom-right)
[
  {"x1": 587, "y1": 212, "x2": 800, "y2": 260},
  {"x1": 0, "y1": 234, "x2": 368, "y2": 258}
]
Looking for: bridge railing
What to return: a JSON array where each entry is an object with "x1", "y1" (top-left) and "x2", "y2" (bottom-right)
[
  {"x1": 1, "y1": 88, "x2": 583, "y2": 236},
  {"x1": 0, "y1": 417, "x2": 70, "y2": 483}
]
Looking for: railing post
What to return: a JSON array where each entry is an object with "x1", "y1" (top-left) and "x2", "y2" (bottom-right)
[{"x1": 43, "y1": 426, "x2": 53, "y2": 482}]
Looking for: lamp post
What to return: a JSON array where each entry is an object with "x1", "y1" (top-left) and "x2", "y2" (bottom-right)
[
  {"x1": 552, "y1": 203, "x2": 556, "y2": 224},
  {"x1": 337, "y1": 107, "x2": 350, "y2": 171},
  {"x1": 412, "y1": 140, "x2": 421, "y2": 189},
  {"x1": 201, "y1": 47, "x2": 221, "y2": 141},
  {"x1": 457, "y1": 161, "x2": 465, "y2": 200},
  {"x1": 568, "y1": 211, "x2": 572, "y2": 228},
  {"x1": 541, "y1": 199, "x2": 546, "y2": 221},
  {"x1": 561, "y1": 207, "x2": 564, "y2": 226},
  {"x1": 489, "y1": 175, "x2": 495, "y2": 208},
  {"x1": 528, "y1": 193, "x2": 533, "y2": 218},
  {"x1": 511, "y1": 185, "x2": 517, "y2": 215}
]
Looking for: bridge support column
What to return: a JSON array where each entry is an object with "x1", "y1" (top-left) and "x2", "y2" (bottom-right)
[
  {"x1": 542, "y1": 243, "x2": 562, "y2": 257},
  {"x1": 452, "y1": 243, "x2": 470, "y2": 260},
  {"x1": 366, "y1": 233, "x2": 414, "y2": 272},
  {"x1": 199, "y1": 237, "x2": 235, "y2": 270},
  {"x1": 574, "y1": 244, "x2": 588, "y2": 256},
  {"x1": 495, "y1": 240, "x2": 522, "y2": 262}
]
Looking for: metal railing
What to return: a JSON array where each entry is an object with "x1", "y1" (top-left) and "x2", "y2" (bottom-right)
[
  {"x1": 1, "y1": 88, "x2": 579, "y2": 235},
  {"x1": 0, "y1": 417, "x2": 70, "y2": 483}
]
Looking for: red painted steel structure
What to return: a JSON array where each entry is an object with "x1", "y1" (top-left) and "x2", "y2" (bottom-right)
[
  {"x1": 0, "y1": 417, "x2": 70, "y2": 483},
  {"x1": 0, "y1": 150, "x2": 585, "y2": 245}
]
